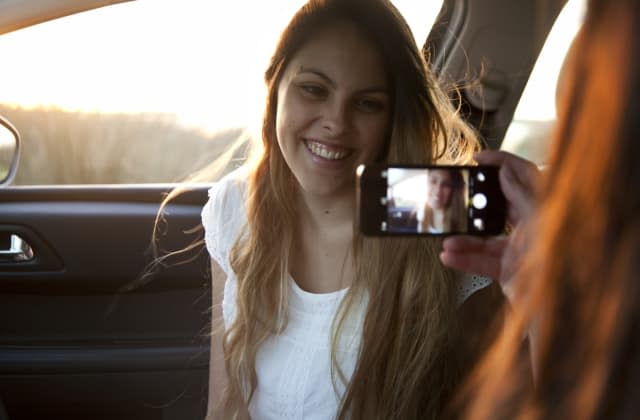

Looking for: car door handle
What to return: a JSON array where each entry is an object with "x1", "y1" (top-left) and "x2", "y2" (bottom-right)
[{"x1": 0, "y1": 234, "x2": 35, "y2": 262}]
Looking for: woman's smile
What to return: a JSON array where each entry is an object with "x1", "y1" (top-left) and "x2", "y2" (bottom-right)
[{"x1": 304, "y1": 139, "x2": 351, "y2": 161}]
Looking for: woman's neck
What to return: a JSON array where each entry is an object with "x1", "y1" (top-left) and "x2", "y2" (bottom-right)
[
  {"x1": 432, "y1": 209, "x2": 446, "y2": 230},
  {"x1": 289, "y1": 187, "x2": 356, "y2": 294},
  {"x1": 296, "y1": 188, "x2": 355, "y2": 231}
]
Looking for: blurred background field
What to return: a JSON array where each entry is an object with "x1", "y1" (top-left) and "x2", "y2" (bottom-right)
[
  {"x1": 0, "y1": 104, "x2": 245, "y2": 185},
  {"x1": 0, "y1": 102, "x2": 555, "y2": 186}
]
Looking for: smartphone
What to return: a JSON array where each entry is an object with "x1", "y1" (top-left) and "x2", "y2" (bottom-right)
[{"x1": 357, "y1": 164, "x2": 506, "y2": 236}]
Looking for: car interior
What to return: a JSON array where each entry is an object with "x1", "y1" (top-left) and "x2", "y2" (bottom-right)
[{"x1": 0, "y1": 0, "x2": 576, "y2": 418}]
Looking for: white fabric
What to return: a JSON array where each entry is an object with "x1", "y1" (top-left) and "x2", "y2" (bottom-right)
[{"x1": 201, "y1": 167, "x2": 492, "y2": 420}]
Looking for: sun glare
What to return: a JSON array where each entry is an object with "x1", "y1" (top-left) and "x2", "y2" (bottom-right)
[
  {"x1": 0, "y1": 0, "x2": 440, "y2": 134},
  {"x1": 514, "y1": 0, "x2": 586, "y2": 120}
]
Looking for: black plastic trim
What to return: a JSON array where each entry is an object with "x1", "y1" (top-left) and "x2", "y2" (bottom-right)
[{"x1": 0, "y1": 344, "x2": 208, "y2": 374}]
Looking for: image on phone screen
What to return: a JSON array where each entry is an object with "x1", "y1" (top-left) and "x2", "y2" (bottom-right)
[
  {"x1": 357, "y1": 165, "x2": 506, "y2": 236},
  {"x1": 387, "y1": 168, "x2": 468, "y2": 234}
]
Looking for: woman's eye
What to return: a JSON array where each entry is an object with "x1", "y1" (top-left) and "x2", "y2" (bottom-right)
[
  {"x1": 356, "y1": 98, "x2": 385, "y2": 113},
  {"x1": 299, "y1": 84, "x2": 327, "y2": 99}
]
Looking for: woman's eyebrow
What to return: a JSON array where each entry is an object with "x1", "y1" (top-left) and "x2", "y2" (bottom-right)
[
  {"x1": 296, "y1": 66, "x2": 389, "y2": 95},
  {"x1": 297, "y1": 67, "x2": 336, "y2": 88}
]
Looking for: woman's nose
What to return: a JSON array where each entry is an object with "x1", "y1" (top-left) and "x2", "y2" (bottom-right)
[{"x1": 322, "y1": 99, "x2": 350, "y2": 136}]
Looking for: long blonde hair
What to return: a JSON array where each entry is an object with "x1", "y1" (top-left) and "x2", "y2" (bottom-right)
[{"x1": 219, "y1": 0, "x2": 482, "y2": 418}]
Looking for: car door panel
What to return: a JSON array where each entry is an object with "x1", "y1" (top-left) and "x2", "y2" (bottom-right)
[{"x1": 0, "y1": 186, "x2": 211, "y2": 420}]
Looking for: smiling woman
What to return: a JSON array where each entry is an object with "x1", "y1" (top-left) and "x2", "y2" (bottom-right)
[{"x1": 0, "y1": 0, "x2": 440, "y2": 185}]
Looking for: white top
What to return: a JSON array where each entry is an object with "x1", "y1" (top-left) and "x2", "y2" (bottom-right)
[{"x1": 201, "y1": 168, "x2": 492, "y2": 420}]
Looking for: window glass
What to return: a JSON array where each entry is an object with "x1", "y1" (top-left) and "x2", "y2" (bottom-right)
[
  {"x1": 501, "y1": 0, "x2": 586, "y2": 166},
  {"x1": 0, "y1": 0, "x2": 441, "y2": 185}
]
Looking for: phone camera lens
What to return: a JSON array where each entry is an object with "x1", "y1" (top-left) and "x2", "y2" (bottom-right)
[
  {"x1": 477, "y1": 172, "x2": 486, "y2": 182},
  {"x1": 472, "y1": 193, "x2": 488, "y2": 209}
]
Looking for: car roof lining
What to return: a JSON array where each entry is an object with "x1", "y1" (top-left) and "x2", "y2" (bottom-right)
[
  {"x1": 0, "y1": 0, "x2": 131, "y2": 35},
  {"x1": 429, "y1": 0, "x2": 569, "y2": 149}
]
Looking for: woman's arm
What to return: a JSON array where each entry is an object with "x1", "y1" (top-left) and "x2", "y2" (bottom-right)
[
  {"x1": 205, "y1": 259, "x2": 228, "y2": 420},
  {"x1": 440, "y1": 151, "x2": 538, "y2": 302}
]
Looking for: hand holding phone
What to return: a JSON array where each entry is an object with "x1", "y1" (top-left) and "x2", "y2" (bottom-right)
[
  {"x1": 439, "y1": 151, "x2": 540, "y2": 286},
  {"x1": 357, "y1": 164, "x2": 507, "y2": 236}
]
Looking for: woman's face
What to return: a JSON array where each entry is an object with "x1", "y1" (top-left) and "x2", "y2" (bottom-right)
[
  {"x1": 427, "y1": 170, "x2": 454, "y2": 210},
  {"x1": 275, "y1": 21, "x2": 391, "y2": 199}
]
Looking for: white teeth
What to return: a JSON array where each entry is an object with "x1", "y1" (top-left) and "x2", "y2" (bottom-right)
[{"x1": 305, "y1": 140, "x2": 349, "y2": 160}]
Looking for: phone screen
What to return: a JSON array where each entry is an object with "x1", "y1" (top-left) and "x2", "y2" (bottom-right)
[{"x1": 357, "y1": 165, "x2": 506, "y2": 236}]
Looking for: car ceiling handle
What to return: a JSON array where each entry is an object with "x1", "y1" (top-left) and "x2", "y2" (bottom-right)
[{"x1": 0, "y1": 234, "x2": 34, "y2": 262}]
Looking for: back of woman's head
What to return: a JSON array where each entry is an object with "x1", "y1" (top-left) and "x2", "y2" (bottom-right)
[{"x1": 461, "y1": 0, "x2": 640, "y2": 419}]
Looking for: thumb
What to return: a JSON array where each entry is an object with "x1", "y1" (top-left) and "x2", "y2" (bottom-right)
[{"x1": 500, "y1": 164, "x2": 535, "y2": 224}]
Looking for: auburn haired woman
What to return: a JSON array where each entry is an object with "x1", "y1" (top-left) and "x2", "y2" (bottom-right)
[{"x1": 442, "y1": 0, "x2": 640, "y2": 418}]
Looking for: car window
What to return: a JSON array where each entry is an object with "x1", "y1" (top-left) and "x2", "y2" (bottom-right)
[
  {"x1": 501, "y1": 0, "x2": 586, "y2": 166},
  {"x1": 0, "y1": 0, "x2": 442, "y2": 185}
]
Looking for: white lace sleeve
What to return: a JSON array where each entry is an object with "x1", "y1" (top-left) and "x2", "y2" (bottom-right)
[
  {"x1": 200, "y1": 169, "x2": 247, "y2": 276},
  {"x1": 201, "y1": 170, "x2": 248, "y2": 328},
  {"x1": 456, "y1": 274, "x2": 493, "y2": 305}
]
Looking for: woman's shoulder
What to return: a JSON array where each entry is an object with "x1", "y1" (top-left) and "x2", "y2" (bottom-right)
[
  {"x1": 201, "y1": 166, "x2": 249, "y2": 271},
  {"x1": 456, "y1": 274, "x2": 505, "y2": 344},
  {"x1": 202, "y1": 167, "x2": 249, "y2": 224},
  {"x1": 456, "y1": 273, "x2": 493, "y2": 305},
  {"x1": 206, "y1": 166, "x2": 249, "y2": 205},
  {"x1": 451, "y1": 276, "x2": 506, "y2": 381}
]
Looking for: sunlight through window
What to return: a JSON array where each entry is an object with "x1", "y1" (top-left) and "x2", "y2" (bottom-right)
[{"x1": 0, "y1": 0, "x2": 441, "y2": 134}]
